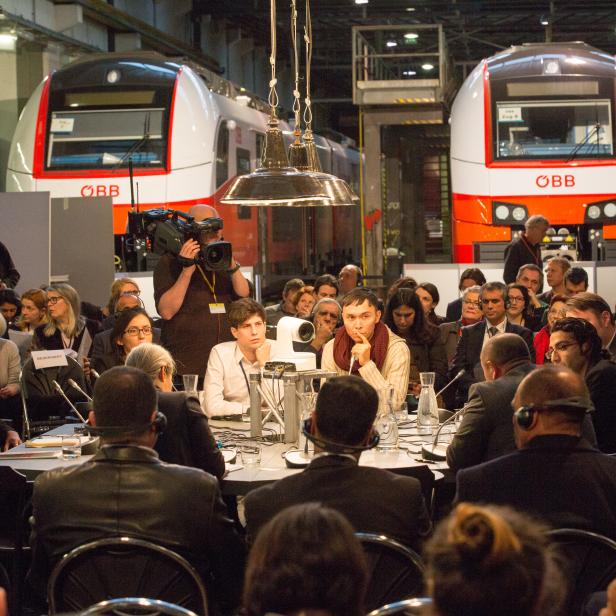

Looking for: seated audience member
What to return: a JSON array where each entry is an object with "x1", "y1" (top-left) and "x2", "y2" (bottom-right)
[
  {"x1": 0, "y1": 313, "x2": 21, "y2": 434},
  {"x1": 565, "y1": 266, "x2": 589, "y2": 295},
  {"x1": 385, "y1": 276, "x2": 418, "y2": 301},
  {"x1": 103, "y1": 278, "x2": 141, "y2": 321},
  {"x1": 446, "y1": 334, "x2": 535, "y2": 472},
  {"x1": 516, "y1": 263, "x2": 548, "y2": 324},
  {"x1": 265, "y1": 277, "x2": 304, "y2": 327},
  {"x1": 502, "y1": 214, "x2": 549, "y2": 285},
  {"x1": 0, "y1": 289, "x2": 20, "y2": 331},
  {"x1": 27, "y1": 366, "x2": 244, "y2": 610},
  {"x1": 314, "y1": 274, "x2": 339, "y2": 300},
  {"x1": 295, "y1": 298, "x2": 341, "y2": 363},
  {"x1": 565, "y1": 292, "x2": 616, "y2": 356},
  {"x1": 321, "y1": 288, "x2": 410, "y2": 412},
  {"x1": 506, "y1": 283, "x2": 543, "y2": 332},
  {"x1": 549, "y1": 317, "x2": 616, "y2": 453},
  {"x1": 293, "y1": 285, "x2": 316, "y2": 318},
  {"x1": 242, "y1": 504, "x2": 368, "y2": 616},
  {"x1": 0, "y1": 419, "x2": 20, "y2": 451},
  {"x1": 14, "y1": 289, "x2": 47, "y2": 333},
  {"x1": 456, "y1": 365, "x2": 616, "y2": 539},
  {"x1": 244, "y1": 376, "x2": 431, "y2": 547},
  {"x1": 90, "y1": 308, "x2": 154, "y2": 375},
  {"x1": 440, "y1": 285, "x2": 483, "y2": 365},
  {"x1": 126, "y1": 343, "x2": 224, "y2": 480},
  {"x1": 204, "y1": 298, "x2": 270, "y2": 417},
  {"x1": 538, "y1": 256, "x2": 571, "y2": 303},
  {"x1": 445, "y1": 268, "x2": 486, "y2": 323},
  {"x1": 449, "y1": 282, "x2": 534, "y2": 408},
  {"x1": 425, "y1": 502, "x2": 565, "y2": 616},
  {"x1": 338, "y1": 264, "x2": 363, "y2": 296},
  {"x1": 99, "y1": 291, "x2": 143, "y2": 330},
  {"x1": 416, "y1": 282, "x2": 446, "y2": 326},
  {"x1": 384, "y1": 288, "x2": 447, "y2": 393},
  {"x1": 534, "y1": 294, "x2": 568, "y2": 365},
  {"x1": 31, "y1": 284, "x2": 100, "y2": 363}
]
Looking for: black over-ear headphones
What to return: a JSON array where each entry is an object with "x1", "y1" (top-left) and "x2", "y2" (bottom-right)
[
  {"x1": 302, "y1": 417, "x2": 379, "y2": 454},
  {"x1": 86, "y1": 411, "x2": 167, "y2": 437},
  {"x1": 514, "y1": 397, "x2": 592, "y2": 430}
]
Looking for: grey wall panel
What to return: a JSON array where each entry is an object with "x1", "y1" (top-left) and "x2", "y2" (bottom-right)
[
  {"x1": 50, "y1": 197, "x2": 114, "y2": 307},
  {"x1": 0, "y1": 191, "x2": 50, "y2": 292}
]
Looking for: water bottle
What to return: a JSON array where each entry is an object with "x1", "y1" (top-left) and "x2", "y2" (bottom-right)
[
  {"x1": 375, "y1": 386, "x2": 398, "y2": 450},
  {"x1": 417, "y1": 372, "x2": 439, "y2": 435}
]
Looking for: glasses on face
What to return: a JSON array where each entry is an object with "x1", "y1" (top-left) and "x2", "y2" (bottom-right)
[
  {"x1": 124, "y1": 326, "x2": 153, "y2": 337},
  {"x1": 47, "y1": 296, "x2": 63, "y2": 305},
  {"x1": 545, "y1": 341, "x2": 579, "y2": 360},
  {"x1": 463, "y1": 300, "x2": 481, "y2": 308},
  {"x1": 508, "y1": 296, "x2": 525, "y2": 304},
  {"x1": 121, "y1": 290, "x2": 140, "y2": 297}
]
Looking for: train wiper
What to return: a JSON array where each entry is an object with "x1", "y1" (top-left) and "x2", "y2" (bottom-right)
[
  {"x1": 110, "y1": 114, "x2": 151, "y2": 169},
  {"x1": 566, "y1": 123, "x2": 601, "y2": 163}
]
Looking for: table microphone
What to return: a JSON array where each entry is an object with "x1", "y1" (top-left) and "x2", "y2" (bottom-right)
[
  {"x1": 67, "y1": 378, "x2": 92, "y2": 402},
  {"x1": 420, "y1": 405, "x2": 467, "y2": 462},
  {"x1": 435, "y1": 369, "x2": 465, "y2": 398},
  {"x1": 90, "y1": 368, "x2": 101, "y2": 380},
  {"x1": 52, "y1": 380, "x2": 89, "y2": 424}
]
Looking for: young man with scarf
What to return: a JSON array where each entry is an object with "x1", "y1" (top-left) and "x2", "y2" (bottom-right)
[{"x1": 321, "y1": 288, "x2": 410, "y2": 413}]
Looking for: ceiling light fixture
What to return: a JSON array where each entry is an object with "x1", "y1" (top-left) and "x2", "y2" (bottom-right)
[
  {"x1": 386, "y1": 40, "x2": 397, "y2": 47},
  {"x1": 406, "y1": 7, "x2": 416, "y2": 11},
  {"x1": 540, "y1": 15, "x2": 549, "y2": 26},
  {"x1": 404, "y1": 32, "x2": 419, "y2": 40},
  {"x1": 421, "y1": 63, "x2": 434, "y2": 71},
  {"x1": 355, "y1": 0, "x2": 369, "y2": 4},
  {"x1": 403, "y1": 69, "x2": 417, "y2": 76}
]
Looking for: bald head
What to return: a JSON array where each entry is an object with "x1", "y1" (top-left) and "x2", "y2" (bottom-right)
[
  {"x1": 482, "y1": 334, "x2": 530, "y2": 368},
  {"x1": 188, "y1": 204, "x2": 219, "y2": 222},
  {"x1": 515, "y1": 365, "x2": 589, "y2": 410}
]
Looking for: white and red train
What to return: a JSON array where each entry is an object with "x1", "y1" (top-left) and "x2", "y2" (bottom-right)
[{"x1": 6, "y1": 52, "x2": 361, "y2": 275}]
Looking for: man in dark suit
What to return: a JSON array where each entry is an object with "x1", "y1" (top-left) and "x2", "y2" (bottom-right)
[
  {"x1": 456, "y1": 365, "x2": 616, "y2": 540},
  {"x1": 244, "y1": 375, "x2": 431, "y2": 549},
  {"x1": 447, "y1": 334, "x2": 535, "y2": 471},
  {"x1": 28, "y1": 366, "x2": 244, "y2": 612},
  {"x1": 565, "y1": 292, "x2": 616, "y2": 357},
  {"x1": 444, "y1": 268, "x2": 486, "y2": 323},
  {"x1": 449, "y1": 282, "x2": 534, "y2": 407},
  {"x1": 503, "y1": 215, "x2": 549, "y2": 284}
]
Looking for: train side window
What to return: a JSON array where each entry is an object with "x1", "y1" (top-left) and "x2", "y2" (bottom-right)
[
  {"x1": 215, "y1": 120, "x2": 229, "y2": 188},
  {"x1": 236, "y1": 147, "x2": 252, "y2": 219}
]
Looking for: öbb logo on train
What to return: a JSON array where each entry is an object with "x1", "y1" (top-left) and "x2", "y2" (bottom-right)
[
  {"x1": 535, "y1": 175, "x2": 575, "y2": 189},
  {"x1": 80, "y1": 184, "x2": 120, "y2": 197}
]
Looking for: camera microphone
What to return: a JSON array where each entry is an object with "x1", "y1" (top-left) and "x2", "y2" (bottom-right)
[
  {"x1": 52, "y1": 380, "x2": 89, "y2": 424},
  {"x1": 68, "y1": 379, "x2": 92, "y2": 402}
]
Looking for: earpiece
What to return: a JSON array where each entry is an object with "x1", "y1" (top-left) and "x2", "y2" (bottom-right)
[
  {"x1": 302, "y1": 417, "x2": 379, "y2": 453},
  {"x1": 514, "y1": 405, "x2": 535, "y2": 429},
  {"x1": 86, "y1": 411, "x2": 167, "y2": 437},
  {"x1": 514, "y1": 396, "x2": 592, "y2": 430}
]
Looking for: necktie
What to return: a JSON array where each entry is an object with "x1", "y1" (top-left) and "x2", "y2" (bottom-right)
[{"x1": 488, "y1": 327, "x2": 498, "y2": 337}]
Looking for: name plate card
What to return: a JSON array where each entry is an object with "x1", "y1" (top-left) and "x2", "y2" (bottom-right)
[{"x1": 31, "y1": 350, "x2": 69, "y2": 370}]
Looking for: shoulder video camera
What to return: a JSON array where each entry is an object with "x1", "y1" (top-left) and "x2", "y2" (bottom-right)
[{"x1": 128, "y1": 208, "x2": 232, "y2": 271}]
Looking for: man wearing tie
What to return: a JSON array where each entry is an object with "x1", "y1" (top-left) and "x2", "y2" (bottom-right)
[{"x1": 449, "y1": 282, "x2": 534, "y2": 407}]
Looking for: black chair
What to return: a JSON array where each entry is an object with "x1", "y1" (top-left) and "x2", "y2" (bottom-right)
[
  {"x1": 0, "y1": 467, "x2": 29, "y2": 616},
  {"x1": 367, "y1": 597, "x2": 433, "y2": 616},
  {"x1": 47, "y1": 537, "x2": 209, "y2": 616},
  {"x1": 547, "y1": 528, "x2": 616, "y2": 616},
  {"x1": 20, "y1": 356, "x2": 88, "y2": 439},
  {"x1": 356, "y1": 533, "x2": 425, "y2": 613},
  {"x1": 80, "y1": 597, "x2": 198, "y2": 616}
]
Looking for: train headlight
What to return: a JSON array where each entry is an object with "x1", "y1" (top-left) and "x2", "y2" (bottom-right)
[
  {"x1": 512, "y1": 207, "x2": 526, "y2": 221},
  {"x1": 495, "y1": 205, "x2": 510, "y2": 220},
  {"x1": 106, "y1": 69, "x2": 121, "y2": 84},
  {"x1": 604, "y1": 203, "x2": 616, "y2": 218},
  {"x1": 587, "y1": 205, "x2": 601, "y2": 220}
]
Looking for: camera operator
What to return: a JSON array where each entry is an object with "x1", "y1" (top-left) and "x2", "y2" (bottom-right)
[{"x1": 154, "y1": 204, "x2": 250, "y2": 383}]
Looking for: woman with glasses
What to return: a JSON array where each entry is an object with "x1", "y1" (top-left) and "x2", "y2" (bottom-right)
[
  {"x1": 91, "y1": 307, "x2": 153, "y2": 375},
  {"x1": 440, "y1": 285, "x2": 484, "y2": 364},
  {"x1": 31, "y1": 283, "x2": 100, "y2": 363},
  {"x1": 506, "y1": 283, "x2": 543, "y2": 332},
  {"x1": 533, "y1": 294, "x2": 570, "y2": 365}
]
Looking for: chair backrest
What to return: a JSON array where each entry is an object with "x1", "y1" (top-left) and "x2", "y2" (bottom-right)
[
  {"x1": 20, "y1": 356, "x2": 87, "y2": 438},
  {"x1": 80, "y1": 597, "x2": 199, "y2": 616},
  {"x1": 0, "y1": 466, "x2": 28, "y2": 551},
  {"x1": 547, "y1": 528, "x2": 616, "y2": 616},
  {"x1": 367, "y1": 597, "x2": 433, "y2": 616},
  {"x1": 47, "y1": 537, "x2": 209, "y2": 616},
  {"x1": 356, "y1": 533, "x2": 425, "y2": 613}
]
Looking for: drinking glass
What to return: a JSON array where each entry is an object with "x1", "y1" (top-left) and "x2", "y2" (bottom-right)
[
  {"x1": 182, "y1": 374, "x2": 199, "y2": 394},
  {"x1": 238, "y1": 443, "x2": 262, "y2": 467},
  {"x1": 61, "y1": 435, "x2": 81, "y2": 460},
  {"x1": 395, "y1": 401, "x2": 409, "y2": 423}
]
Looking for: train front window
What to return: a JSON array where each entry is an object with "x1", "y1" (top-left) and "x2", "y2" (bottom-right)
[
  {"x1": 494, "y1": 99, "x2": 613, "y2": 161},
  {"x1": 46, "y1": 107, "x2": 166, "y2": 171}
]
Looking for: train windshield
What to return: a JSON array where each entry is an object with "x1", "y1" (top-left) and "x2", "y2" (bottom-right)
[{"x1": 46, "y1": 107, "x2": 166, "y2": 171}]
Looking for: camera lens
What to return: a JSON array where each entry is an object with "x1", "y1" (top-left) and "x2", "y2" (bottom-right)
[{"x1": 207, "y1": 247, "x2": 222, "y2": 263}]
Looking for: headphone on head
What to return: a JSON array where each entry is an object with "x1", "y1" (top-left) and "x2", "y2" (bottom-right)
[
  {"x1": 86, "y1": 410, "x2": 167, "y2": 437},
  {"x1": 514, "y1": 397, "x2": 592, "y2": 430},
  {"x1": 302, "y1": 417, "x2": 379, "y2": 454}
]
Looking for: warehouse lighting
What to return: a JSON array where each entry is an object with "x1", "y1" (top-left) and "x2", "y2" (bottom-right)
[
  {"x1": 403, "y1": 70, "x2": 417, "y2": 76},
  {"x1": 404, "y1": 32, "x2": 419, "y2": 40},
  {"x1": 421, "y1": 63, "x2": 434, "y2": 71},
  {"x1": 540, "y1": 15, "x2": 549, "y2": 26},
  {"x1": 355, "y1": 0, "x2": 369, "y2": 4},
  {"x1": 406, "y1": 7, "x2": 416, "y2": 11},
  {"x1": 386, "y1": 40, "x2": 397, "y2": 47}
]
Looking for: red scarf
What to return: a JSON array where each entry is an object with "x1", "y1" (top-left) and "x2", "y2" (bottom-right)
[{"x1": 333, "y1": 321, "x2": 390, "y2": 374}]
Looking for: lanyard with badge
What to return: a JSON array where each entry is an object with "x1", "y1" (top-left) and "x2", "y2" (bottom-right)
[{"x1": 196, "y1": 264, "x2": 226, "y2": 314}]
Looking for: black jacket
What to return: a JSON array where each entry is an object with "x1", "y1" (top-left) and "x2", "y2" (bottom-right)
[
  {"x1": 449, "y1": 320, "x2": 535, "y2": 407},
  {"x1": 456, "y1": 435, "x2": 616, "y2": 539},
  {"x1": 586, "y1": 358, "x2": 616, "y2": 453},
  {"x1": 445, "y1": 298, "x2": 463, "y2": 323},
  {"x1": 244, "y1": 454, "x2": 431, "y2": 550},
  {"x1": 90, "y1": 328, "x2": 162, "y2": 375},
  {"x1": 0, "y1": 241, "x2": 19, "y2": 289},
  {"x1": 503, "y1": 234, "x2": 542, "y2": 284},
  {"x1": 28, "y1": 445, "x2": 244, "y2": 608},
  {"x1": 155, "y1": 391, "x2": 225, "y2": 479}
]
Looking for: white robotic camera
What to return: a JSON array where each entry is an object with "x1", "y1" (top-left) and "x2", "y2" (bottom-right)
[{"x1": 270, "y1": 316, "x2": 316, "y2": 371}]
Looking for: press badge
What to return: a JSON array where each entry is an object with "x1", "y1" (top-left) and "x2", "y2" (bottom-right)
[{"x1": 209, "y1": 303, "x2": 226, "y2": 314}]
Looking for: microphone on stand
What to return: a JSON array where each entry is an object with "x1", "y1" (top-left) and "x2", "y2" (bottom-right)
[
  {"x1": 90, "y1": 368, "x2": 101, "y2": 380},
  {"x1": 435, "y1": 369, "x2": 465, "y2": 399},
  {"x1": 67, "y1": 378, "x2": 93, "y2": 402},
  {"x1": 52, "y1": 380, "x2": 89, "y2": 424},
  {"x1": 421, "y1": 405, "x2": 467, "y2": 462}
]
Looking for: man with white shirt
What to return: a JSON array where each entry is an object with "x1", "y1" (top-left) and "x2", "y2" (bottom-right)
[
  {"x1": 204, "y1": 299, "x2": 270, "y2": 418},
  {"x1": 450, "y1": 282, "x2": 534, "y2": 407}
]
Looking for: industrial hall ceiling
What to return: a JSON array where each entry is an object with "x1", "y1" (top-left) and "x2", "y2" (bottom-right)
[{"x1": 195, "y1": 1, "x2": 616, "y2": 136}]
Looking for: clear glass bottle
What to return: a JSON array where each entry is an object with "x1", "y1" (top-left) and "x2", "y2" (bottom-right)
[
  {"x1": 375, "y1": 386, "x2": 399, "y2": 450},
  {"x1": 417, "y1": 371, "x2": 439, "y2": 435},
  {"x1": 297, "y1": 391, "x2": 317, "y2": 457}
]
